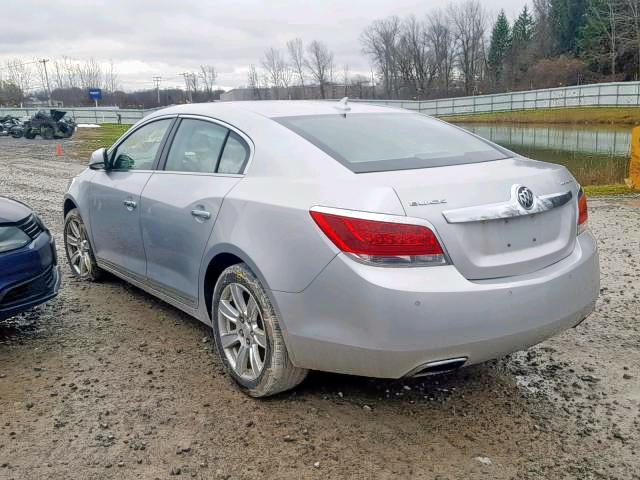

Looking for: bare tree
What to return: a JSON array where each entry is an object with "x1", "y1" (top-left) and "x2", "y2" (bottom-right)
[
  {"x1": 262, "y1": 47, "x2": 288, "y2": 98},
  {"x1": 400, "y1": 15, "x2": 434, "y2": 97},
  {"x1": 304, "y1": 40, "x2": 334, "y2": 99},
  {"x1": 104, "y1": 60, "x2": 120, "y2": 93},
  {"x1": 247, "y1": 64, "x2": 262, "y2": 100},
  {"x1": 187, "y1": 73, "x2": 199, "y2": 94},
  {"x1": 76, "y1": 58, "x2": 102, "y2": 90},
  {"x1": 199, "y1": 64, "x2": 217, "y2": 100},
  {"x1": 533, "y1": 0, "x2": 554, "y2": 58},
  {"x1": 60, "y1": 57, "x2": 79, "y2": 89},
  {"x1": 448, "y1": 0, "x2": 488, "y2": 95},
  {"x1": 341, "y1": 64, "x2": 350, "y2": 96},
  {"x1": 426, "y1": 9, "x2": 456, "y2": 94},
  {"x1": 621, "y1": 0, "x2": 640, "y2": 78},
  {"x1": 361, "y1": 16, "x2": 401, "y2": 98},
  {"x1": 4, "y1": 59, "x2": 34, "y2": 94},
  {"x1": 287, "y1": 38, "x2": 306, "y2": 96},
  {"x1": 281, "y1": 63, "x2": 294, "y2": 99}
]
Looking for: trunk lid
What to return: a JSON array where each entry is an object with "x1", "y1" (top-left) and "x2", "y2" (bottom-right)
[{"x1": 365, "y1": 158, "x2": 578, "y2": 280}]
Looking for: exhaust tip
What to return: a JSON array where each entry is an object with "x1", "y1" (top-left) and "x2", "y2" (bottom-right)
[{"x1": 406, "y1": 357, "x2": 468, "y2": 378}]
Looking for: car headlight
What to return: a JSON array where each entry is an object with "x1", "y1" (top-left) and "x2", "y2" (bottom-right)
[{"x1": 0, "y1": 226, "x2": 31, "y2": 253}]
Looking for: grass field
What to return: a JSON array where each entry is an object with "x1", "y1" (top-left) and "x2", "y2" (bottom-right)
[
  {"x1": 65, "y1": 124, "x2": 130, "y2": 161},
  {"x1": 583, "y1": 183, "x2": 637, "y2": 196},
  {"x1": 441, "y1": 107, "x2": 640, "y2": 125}
]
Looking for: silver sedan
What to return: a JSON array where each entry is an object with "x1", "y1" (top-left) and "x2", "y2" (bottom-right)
[{"x1": 63, "y1": 101, "x2": 600, "y2": 397}]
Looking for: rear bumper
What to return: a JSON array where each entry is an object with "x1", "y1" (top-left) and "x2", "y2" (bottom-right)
[
  {"x1": 0, "y1": 232, "x2": 61, "y2": 321},
  {"x1": 273, "y1": 232, "x2": 599, "y2": 378}
]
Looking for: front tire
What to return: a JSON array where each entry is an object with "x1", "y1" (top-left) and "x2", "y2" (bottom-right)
[
  {"x1": 212, "y1": 263, "x2": 308, "y2": 397},
  {"x1": 63, "y1": 208, "x2": 104, "y2": 281}
]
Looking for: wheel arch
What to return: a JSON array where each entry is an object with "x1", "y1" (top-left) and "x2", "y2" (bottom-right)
[
  {"x1": 63, "y1": 196, "x2": 78, "y2": 218},
  {"x1": 201, "y1": 244, "x2": 275, "y2": 322}
]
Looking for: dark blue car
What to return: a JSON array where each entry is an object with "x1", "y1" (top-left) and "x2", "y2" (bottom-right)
[{"x1": 0, "y1": 197, "x2": 61, "y2": 321}]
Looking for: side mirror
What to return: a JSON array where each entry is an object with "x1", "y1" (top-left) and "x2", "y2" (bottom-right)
[{"x1": 89, "y1": 148, "x2": 108, "y2": 170}]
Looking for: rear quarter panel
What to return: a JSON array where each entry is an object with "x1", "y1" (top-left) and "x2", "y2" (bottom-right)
[{"x1": 206, "y1": 176, "x2": 405, "y2": 294}]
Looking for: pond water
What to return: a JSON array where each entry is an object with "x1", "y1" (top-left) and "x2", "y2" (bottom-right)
[{"x1": 457, "y1": 123, "x2": 632, "y2": 185}]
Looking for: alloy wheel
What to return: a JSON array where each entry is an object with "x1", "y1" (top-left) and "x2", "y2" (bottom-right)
[
  {"x1": 65, "y1": 218, "x2": 93, "y2": 277},
  {"x1": 217, "y1": 283, "x2": 268, "y2": 380}
]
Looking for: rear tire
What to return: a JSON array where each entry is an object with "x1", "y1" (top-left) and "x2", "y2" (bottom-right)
[
  {"x1": 24, "y1": 128, "x2": 36, "y2": 139},
  {"x1": 63, "y1": 209, "x2": 104, "y2": 281},
  {"x1": 211, "y1": 263, "x2": 308, "y2": 397}
]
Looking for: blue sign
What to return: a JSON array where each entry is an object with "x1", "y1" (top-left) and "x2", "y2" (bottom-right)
[{"x1": 89, "y1": 88, "x2": 102, "y2": 101}]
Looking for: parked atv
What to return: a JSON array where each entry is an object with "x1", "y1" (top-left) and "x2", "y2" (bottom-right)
[
  {"x1": 0, "y1": 115, "x2": 25, "y2": 138},
  {"x1": 23, "y1": 110, "x2": 76, "y2": 140}
]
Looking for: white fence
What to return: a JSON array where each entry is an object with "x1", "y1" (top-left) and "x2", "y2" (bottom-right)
[
  {"x1": 2, "y1": 81, "x2": 639, "y2": 123},
  {"x1": 0, "y1": 107, "x2": 154, "y2": 125},
  {"x1": 350, "y1": 81, "x2": 640, "y2": 116}
]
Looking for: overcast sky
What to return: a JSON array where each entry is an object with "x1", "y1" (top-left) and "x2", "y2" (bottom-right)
[{"x1": 1, "y1": 0, "x2": 528, "y2": 91}]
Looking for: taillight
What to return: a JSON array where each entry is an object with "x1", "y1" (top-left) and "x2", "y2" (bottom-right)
[
  {"x1": 310, "y1": 207, "x2": 448, "y2": 266},
  {"x1": 577, "y1": 187, "x2": 588, "y2": 235}
]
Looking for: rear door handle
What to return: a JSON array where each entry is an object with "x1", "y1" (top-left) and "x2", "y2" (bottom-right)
[
  {"x1": 191, "y1": 209, "x2": 211, "y2": 220},
  {"x1": 123, "y1": 200, "x2": 137, "y2": 210}
]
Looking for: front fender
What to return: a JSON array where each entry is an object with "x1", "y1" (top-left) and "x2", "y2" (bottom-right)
[{"x1": 63, "y1": 169, "x2": 96, "y2": 242}]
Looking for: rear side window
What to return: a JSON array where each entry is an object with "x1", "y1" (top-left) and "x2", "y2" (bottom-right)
[
  {"x1": 164, "y1": 119, "x2": 250, "y2": 174},
  {"x1": 217, "y1": 131, "x2": 250, "y2": 174},
  {"x1": 275, "y1": 113, "x2": 508, "y2": 173},
  {"x1": 165, "y1": 119, "x2": 228, "y2": 173}
]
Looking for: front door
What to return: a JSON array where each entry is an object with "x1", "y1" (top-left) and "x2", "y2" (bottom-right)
[
  {"x1": 89, "y1": 118, "x2": 173, "y2": 278},
  {"x1": 140, "y1": 118, "x2": 250, "y2": 307}
]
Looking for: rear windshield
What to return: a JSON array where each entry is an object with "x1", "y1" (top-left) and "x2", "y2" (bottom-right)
[{"x1": 275, "y1": 113, "x2": 509, "y2": 173}]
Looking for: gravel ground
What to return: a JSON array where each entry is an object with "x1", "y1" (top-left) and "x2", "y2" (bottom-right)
[{"x1": 0, "y1": 135, "x2": 638, "y2": 480}]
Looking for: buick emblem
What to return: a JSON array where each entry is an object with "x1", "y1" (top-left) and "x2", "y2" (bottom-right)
[{"x1": 517, "y1": 186, "x2": 534, "y2": 210}]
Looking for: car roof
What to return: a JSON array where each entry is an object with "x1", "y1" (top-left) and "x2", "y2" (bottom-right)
[{"x1": 148, "y1": 100, "x2": 409, "y2": 120}]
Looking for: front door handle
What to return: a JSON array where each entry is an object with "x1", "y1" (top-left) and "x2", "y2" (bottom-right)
[
  {"x1": 123, "y1": 200, "x2": 137, "y2": 210},
  {"x1": 191, "y1": 209, "x2": 211, "y2": 220}
]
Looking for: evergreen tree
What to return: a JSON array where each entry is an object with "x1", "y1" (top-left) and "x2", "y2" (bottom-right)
[
  {"x1": 512, "y1": 5, "x2": 535, "y2": 47},
  {"x1": 506, "y1": 6, "x2": 536, "y2": 88},
  {"x1": 488, "y1": 10, "x2": 511, "y2": 87},
  {"x1": 549, "y1": 0, "x2": 588, "y2": 55}
]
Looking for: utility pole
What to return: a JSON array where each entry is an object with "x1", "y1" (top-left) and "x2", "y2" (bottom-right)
[
  {"x1": 40, "y1": 58, "x2": 52, "y2": 106},
  {"x1": 178, "y1": 72, "x2": 192, "y2": 103},
  {"x1": 152, "y1": 76, "x2": 162, "y2": 105}
]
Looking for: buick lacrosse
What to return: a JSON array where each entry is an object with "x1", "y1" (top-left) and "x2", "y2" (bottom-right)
[{"x1": 63, "y1": 100, "x2": 599, "y2": 397}]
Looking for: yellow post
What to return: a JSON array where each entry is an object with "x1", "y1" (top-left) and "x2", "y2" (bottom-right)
[{"x1": 629, "y1": 126, "x2": 640, "y2": 189}]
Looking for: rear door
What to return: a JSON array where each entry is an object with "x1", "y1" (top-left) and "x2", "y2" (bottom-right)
[
  {"x1": 89, "y1": 118, "x2": 174, "y2": 278},
  {"x1": 140, "y1": 117, "x2": 250, "y2": 307}
]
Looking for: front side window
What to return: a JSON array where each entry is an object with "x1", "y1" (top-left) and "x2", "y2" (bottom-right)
[
  {"x1": 275, "y1": 113, "x2": 509, "y2": 173},
  {"x1": 165, "y1": 119, "x2": 228, "y2": 173},
  {"x1": 111, "y1": 119, "x2": 172, "y2": 171}
]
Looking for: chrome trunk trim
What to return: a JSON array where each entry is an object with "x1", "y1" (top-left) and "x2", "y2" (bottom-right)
[{"x1": 442, "y1": 185, "x2": 572, "y2": 224}]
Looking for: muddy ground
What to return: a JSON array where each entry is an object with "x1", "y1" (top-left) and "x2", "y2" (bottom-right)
[{"x1": 0, "y1": 134, "x2": 638, "y2": 480}]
